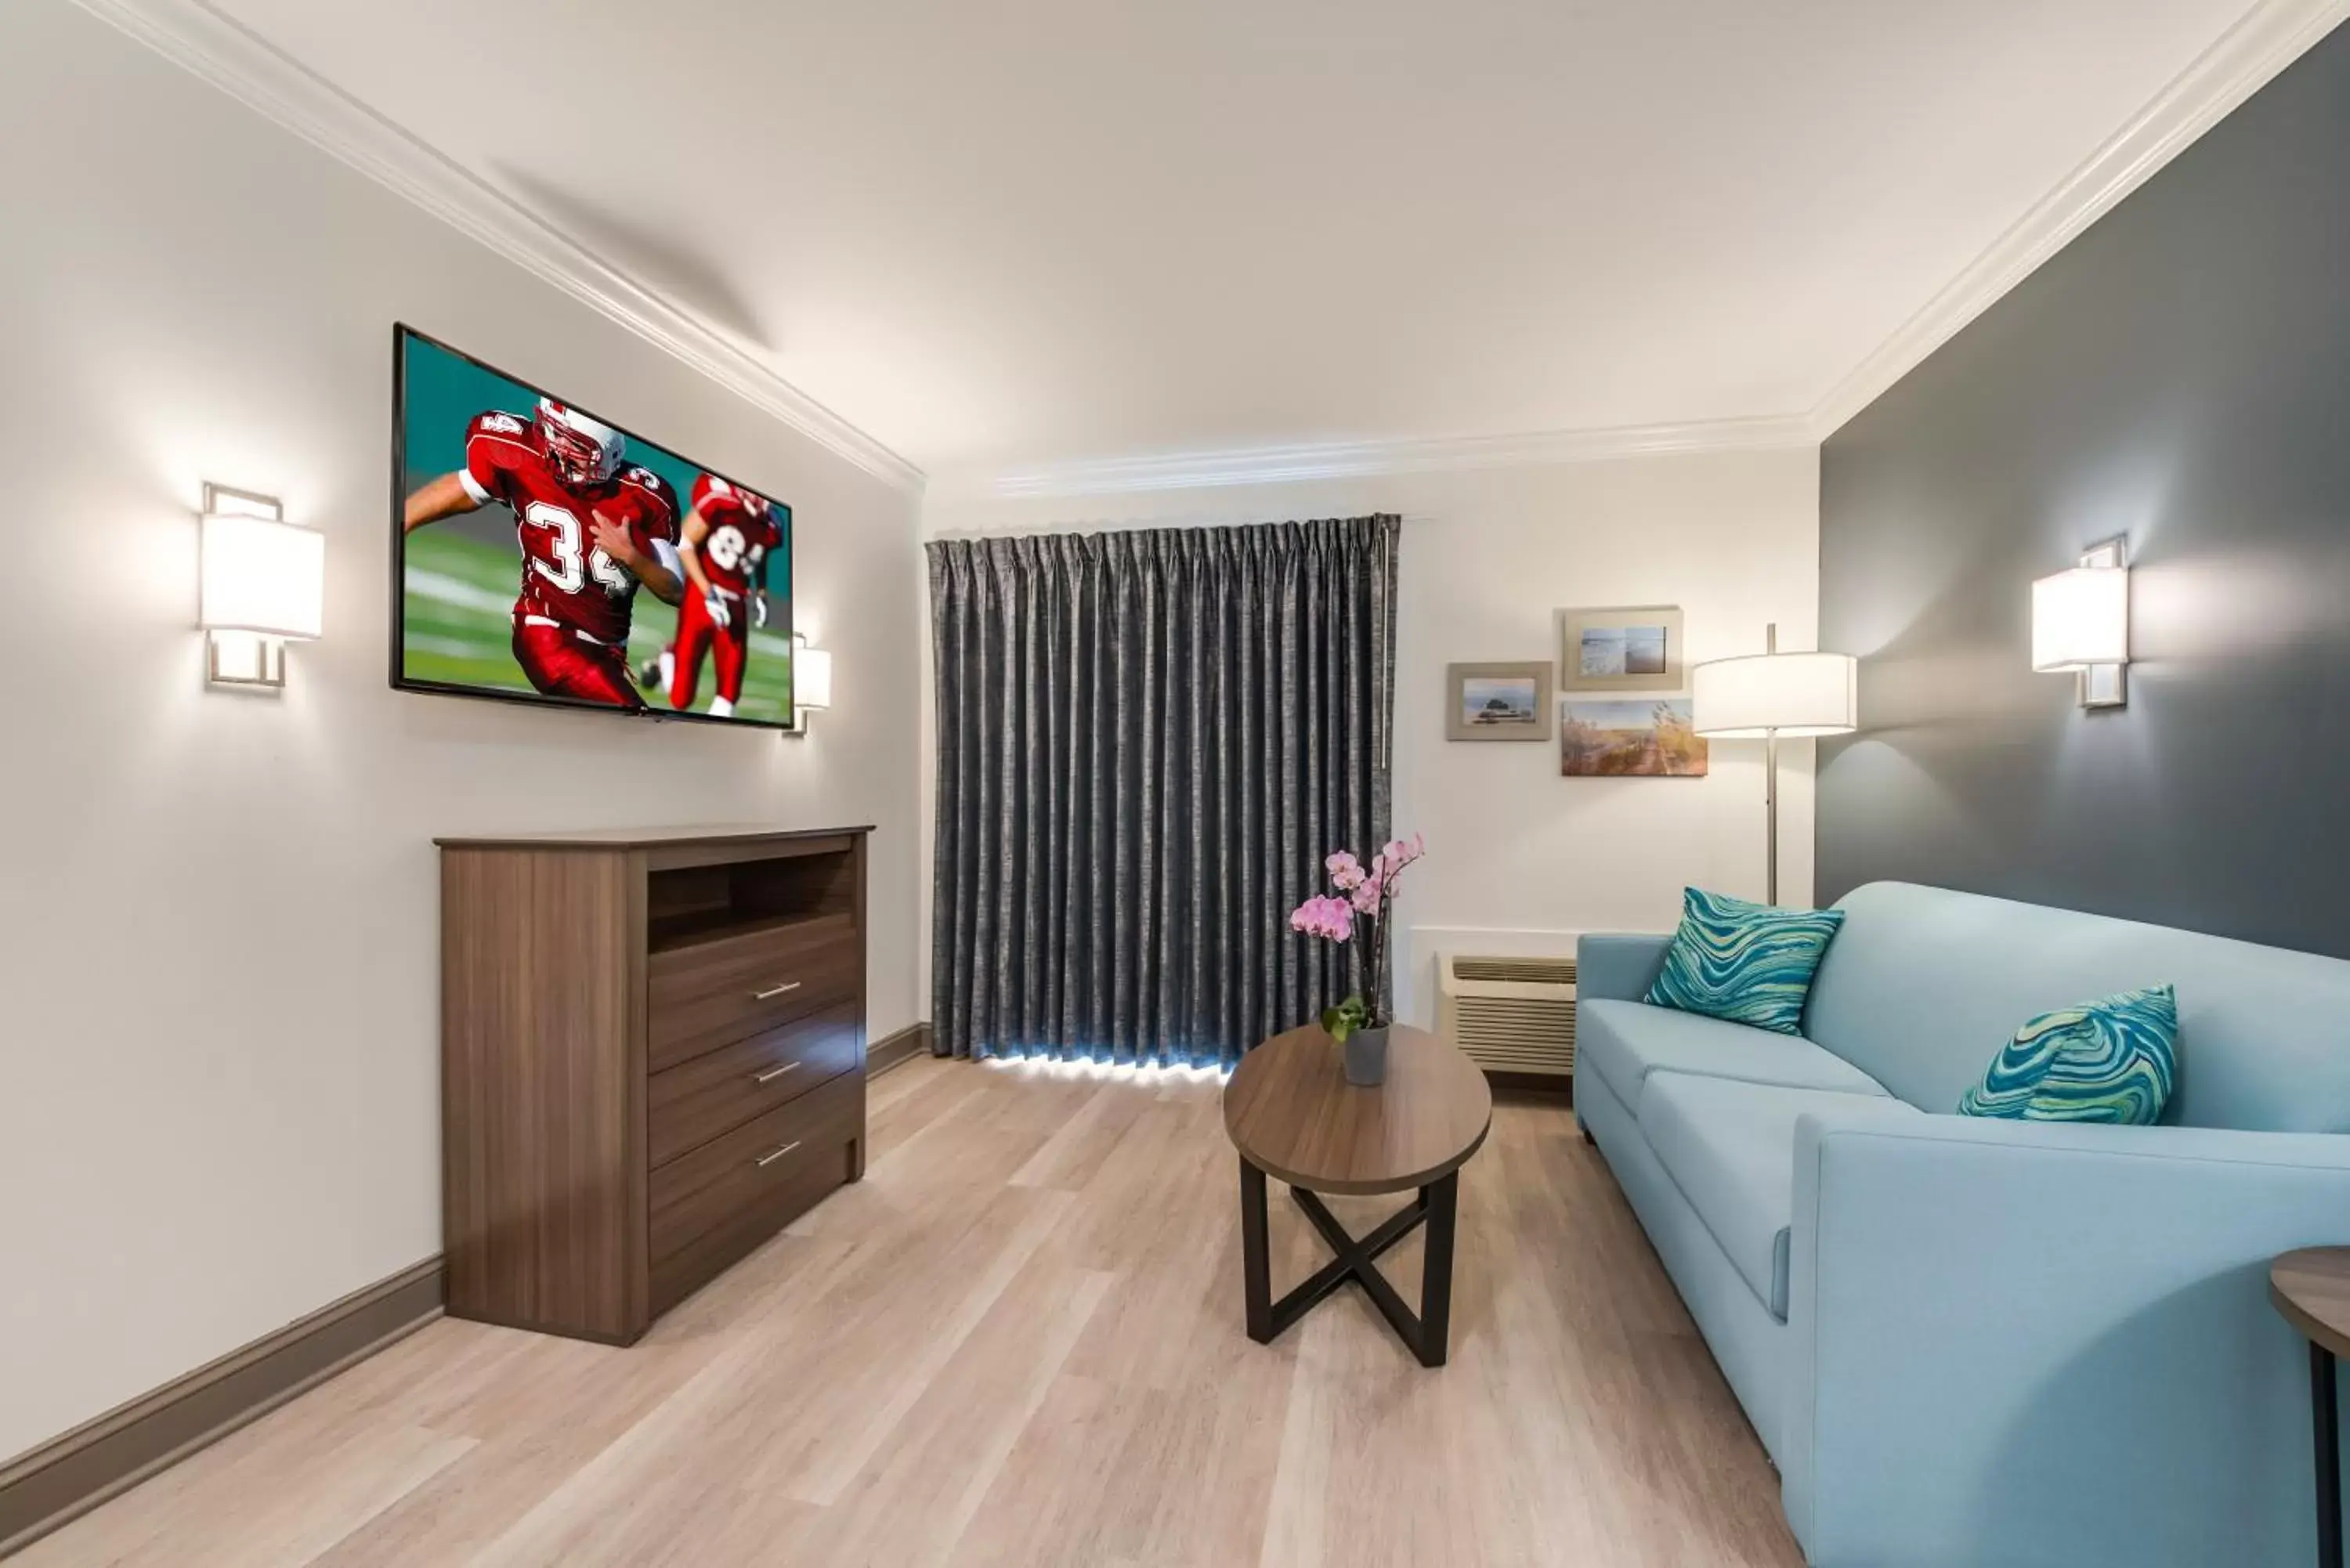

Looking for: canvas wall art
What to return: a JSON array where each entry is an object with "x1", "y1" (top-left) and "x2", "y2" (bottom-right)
[{"x1": 1560, "y1": 699, "x2": 1708, "y2": 776}]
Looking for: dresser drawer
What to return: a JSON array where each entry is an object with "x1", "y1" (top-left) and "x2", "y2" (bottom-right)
[
  {"x1": 647, "y1": 912, "x2": 859, "y2": 1071},
  {"x1": 649, "y1": 1069, "x2": 862, "y2": 1317},
  {"x1": 649, "y1": 1002, "x2": 861, "y2": 1168}
]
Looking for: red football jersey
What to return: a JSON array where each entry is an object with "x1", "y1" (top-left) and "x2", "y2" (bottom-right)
[
  {"x1": 461, "y1": 412, "x2": 678, "y2": 645},
  {"x1": 688, "y1": 473, "x2": 784, "y2": 598}
]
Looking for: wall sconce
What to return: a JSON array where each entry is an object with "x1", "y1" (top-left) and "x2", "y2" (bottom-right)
[
  {"x1": 199, "y1": 483, "x2": 324, "y2": 690},
  {"x1": 2032, "y1": 537, "x2": 2128, "y2": 709},
  {"x1": 790, "y1": 633, "x2": 833, "y2": 733}
]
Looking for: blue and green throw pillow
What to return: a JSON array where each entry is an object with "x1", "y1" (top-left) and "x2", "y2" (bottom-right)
[
  {"x1": 1643, "y1": 887, "x2": 1846, "y2": 1036},
  {"x1": 1958, "y1": 984, "x2": 2178, "y2": 1124}
]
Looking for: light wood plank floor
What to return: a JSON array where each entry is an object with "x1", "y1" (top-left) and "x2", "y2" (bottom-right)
[{"x1": 19, "y1": 1056, "x2": 1803, "y2": 1568}]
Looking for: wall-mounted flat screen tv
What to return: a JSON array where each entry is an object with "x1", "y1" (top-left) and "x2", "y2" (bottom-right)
[{"x1": 392, "y1": 324, "x2": 794, "y2": 728}]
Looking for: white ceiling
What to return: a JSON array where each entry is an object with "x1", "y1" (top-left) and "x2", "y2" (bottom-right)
[{"x1": 202, "y1": 0, "x2": 2266, "y2": 480}]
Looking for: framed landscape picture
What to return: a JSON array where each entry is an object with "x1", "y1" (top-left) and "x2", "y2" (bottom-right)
[
  {"x1": 1559, "y1": 605, "x2": 1686, "y2": 692},
  {"x1": 1447, "y1": 661, "x2": 1554, "y2": 742},
  {"x1": 1560, "y1": 699, "x2": 1708, "y2": 776}
]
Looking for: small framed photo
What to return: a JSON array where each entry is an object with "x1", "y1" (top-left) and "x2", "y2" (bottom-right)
[
  {"x1": 1447, "y1": 661, "x2": 1554, "y2": 742},
  {"x1": 1559, "y1": 605, "x2": 1686, "y2": 692}
]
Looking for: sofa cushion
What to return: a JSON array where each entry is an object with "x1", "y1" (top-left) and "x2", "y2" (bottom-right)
[
  {"x1": 1810, "y1": 883, "x2": 2350, "y2": 1132},
  {"x1": 1644, "y1": 887, "x2": 1846, "y2": 1035},
  {"x1": 1579, "y1": 998, "x2": 1893, "y2": 1114},
  {"x1": 1959, "y1": 984, "x2": 2178, "y2": 1124},
  {"x1": 1640, "y1": 1072, "x2": 1919, "y2": 1319}
]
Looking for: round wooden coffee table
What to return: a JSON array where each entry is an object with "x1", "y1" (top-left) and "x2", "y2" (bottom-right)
[{"x1": 1223, "y1": 1022, "x2": 1492, "y2": 1367}]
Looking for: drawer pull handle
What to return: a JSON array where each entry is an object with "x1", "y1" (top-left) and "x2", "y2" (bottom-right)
[
  {"x1": 752, "y1": 981, "x2": 804, "y2": 1002},
  {"x1": 753, "y1": 1061, "x2": 803, "y2": 1085},
  {"x1": 754, "y1": 1140, "x2": 802, "y2": 1169}
]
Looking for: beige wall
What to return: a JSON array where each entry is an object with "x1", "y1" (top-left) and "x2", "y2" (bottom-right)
[
  {"x1": 920, "y1": 446, "x2": 1822, "y2": 1028},
  {"x1": 0, "y1": 2, "x2": 923, "y2": 1461}
]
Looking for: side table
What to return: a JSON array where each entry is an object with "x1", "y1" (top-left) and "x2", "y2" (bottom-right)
[{"x1": 2271, "y1": 1248, "x2": 2350, "y2": 1568}]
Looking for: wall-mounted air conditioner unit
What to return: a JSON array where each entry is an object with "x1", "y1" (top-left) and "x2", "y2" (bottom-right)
[{"x1": 1437, "y1": 953, "x2": 1576, "y2": 1079}]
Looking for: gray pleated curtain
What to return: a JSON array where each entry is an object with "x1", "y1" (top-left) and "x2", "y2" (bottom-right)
[{"x1": 928, "y1": 516, "x2": 1399, "y2": 1067}]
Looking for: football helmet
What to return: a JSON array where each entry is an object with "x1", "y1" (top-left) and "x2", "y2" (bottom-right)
[
  {"x1": 535, "y1": 399, "x2": 625, "y2": 488},
  {"x1": 706, "y1": 477, "x2": 769, "y2": 520}
]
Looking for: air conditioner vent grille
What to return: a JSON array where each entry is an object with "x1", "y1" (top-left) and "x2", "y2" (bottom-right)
[
  {"x1": 1452, "y1": 956, "x2": 1576, "y2": 985},
  {"x1": 1439, "y1": 951, "x2": 1577, "y2": 1078}
]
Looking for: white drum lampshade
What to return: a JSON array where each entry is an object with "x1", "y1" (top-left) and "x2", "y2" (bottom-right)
[{"x1": 1691, "y1": 650, "x2": 1857, "y2": 738}]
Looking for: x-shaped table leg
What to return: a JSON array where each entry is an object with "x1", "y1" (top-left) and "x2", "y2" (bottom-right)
[{"x1": 1238, "y1": 1158, "x2": 1459, "y2": 1367}]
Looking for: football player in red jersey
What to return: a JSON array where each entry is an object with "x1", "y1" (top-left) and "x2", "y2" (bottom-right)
[
  {"x1": 403, "y1": 401, "x2": 684, "y2": 710},
  {"x1": 642, "y1": 474, "x2": 785, "y2": 718}
]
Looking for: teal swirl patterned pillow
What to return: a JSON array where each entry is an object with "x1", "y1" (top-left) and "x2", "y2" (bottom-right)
[
  {"x1": 1642, "y1": 887, "x2": 1846, "y2": 1036},
  {"x1": 1958, "y1": 985, "x2": 2178, "y2": 1124}
]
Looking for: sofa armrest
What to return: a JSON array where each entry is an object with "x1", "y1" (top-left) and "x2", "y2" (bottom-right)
[
  {"x1": 1784, "y1": 1110, "x2": 2350, "y2": 1568},
  {"x1": 1576, "y1": 932, "x2": 1671, "y2": 1003}
]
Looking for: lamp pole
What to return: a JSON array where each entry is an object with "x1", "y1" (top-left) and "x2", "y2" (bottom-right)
[{"x1": 1764, "y1": 622, "x2": 1779, "y2": 907}]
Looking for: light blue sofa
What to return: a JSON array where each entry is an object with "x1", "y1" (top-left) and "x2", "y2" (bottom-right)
[{"x1": 1577, "y1": 880, "x2": 2350, "y2": 1568}]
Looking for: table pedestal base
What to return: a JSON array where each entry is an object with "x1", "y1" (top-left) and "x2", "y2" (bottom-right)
[{"x1": 1238, "y1": 1158, "x2": 1458, "y2": 1367}]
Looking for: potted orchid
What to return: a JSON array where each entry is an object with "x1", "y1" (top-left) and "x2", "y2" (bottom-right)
[{"x1": 1289, "y1": 832, "x2": 1425, "y2": 1086}]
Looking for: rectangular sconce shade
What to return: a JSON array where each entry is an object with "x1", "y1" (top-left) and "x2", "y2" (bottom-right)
[
  {"x1": 200, "y1": 511, "x2": 324, "y2": 639},
  {"x1": 1692, "y1": 650, "x2": 1857, "y2": 738},
  {"x1": 2031, "y1": 565, "x2": 2128, "y2": 670},
  {"x1": 794, "y1": 641, "x2": 833, "y2": 710}
]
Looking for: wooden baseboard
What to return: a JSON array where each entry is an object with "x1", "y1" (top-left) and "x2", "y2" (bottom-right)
[
  {"x1": 0, "y1": 1256, "x2": 445, "y2": 1559},
  {"x1": 870, "y1": 1021, "x2": 931, "y2": 1078},
  {"x1": 3, "y1": 1028, "x2": 929, "y2": 1554}
]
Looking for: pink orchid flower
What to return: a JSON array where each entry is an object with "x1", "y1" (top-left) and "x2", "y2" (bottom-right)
[
  {"x1": 1288, "y1": 894, "x2": 1354, "y2": 941},
  {"x1": 1296, "y1": 833, "x2": 1421, "y2": 1042},
  {"x1": 1379, "y1": 833, "x2": 1426, "y2": 870}
]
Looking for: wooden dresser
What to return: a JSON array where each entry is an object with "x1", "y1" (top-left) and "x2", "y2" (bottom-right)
[{"x1": 437, "y1": 825, "x2": 871, "y2": 1344}]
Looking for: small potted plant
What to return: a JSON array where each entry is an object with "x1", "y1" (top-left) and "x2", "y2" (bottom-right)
[{"x1": 1289, "y1": 833, "x2": 1424, "y2": 1086}]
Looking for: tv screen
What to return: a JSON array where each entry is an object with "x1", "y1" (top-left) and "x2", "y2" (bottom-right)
[{"x1": 392, "y1": 325, "x2": 794, "y2": 728}]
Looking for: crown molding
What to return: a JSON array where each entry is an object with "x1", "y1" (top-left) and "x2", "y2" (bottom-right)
[
  {"x1": 1810, "y1": 0, "x2": 2350, "y2": 436},
  {"x1": 71, "y1": 0, "x2": 925, "y2": 495},
  {"x1": 81, "y1": 0, "x2": 2346, "y2": 500},
  {"x1": 985, "y1": 414, "x2": 1819, "y2": 499}
]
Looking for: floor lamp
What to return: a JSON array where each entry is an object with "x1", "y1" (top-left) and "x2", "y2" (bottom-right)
[{"x1": 1690, "y1": 625, "x2": 1857, "y2": 906}]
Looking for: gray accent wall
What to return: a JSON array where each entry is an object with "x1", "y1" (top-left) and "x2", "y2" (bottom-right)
[{"x1": 1817, "y1": 19, "x2": 2350, "y2": 959}]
